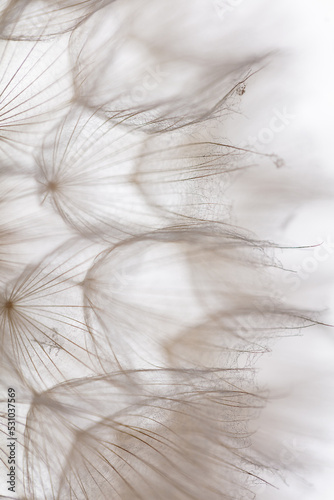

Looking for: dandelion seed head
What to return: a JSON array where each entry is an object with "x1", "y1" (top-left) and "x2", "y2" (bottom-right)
[{"x1": 0, "y1": 1, "x2": 331, "y2": 499}]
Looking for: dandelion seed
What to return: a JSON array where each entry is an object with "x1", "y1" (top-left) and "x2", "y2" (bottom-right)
[
  {"x1": 23, "y1": 370, "x2": 265, "y2": 500},
  {"x1": 0, "y1": 35, "x2": 72, "y2": 166},
  {"x1": 70, "y1": 0, "x2": 264, "y2": 132},
  {"x1": 0, "y1": 239, "x2": 107, "y2": 390},
  {"x1": 0, "y1": 0, "x2": 115, "y2": 40}
]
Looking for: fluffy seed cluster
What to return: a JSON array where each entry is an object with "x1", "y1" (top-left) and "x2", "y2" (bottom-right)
[{"x1": 0, "y1": 1, "x2": 330, "y2": 500}]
